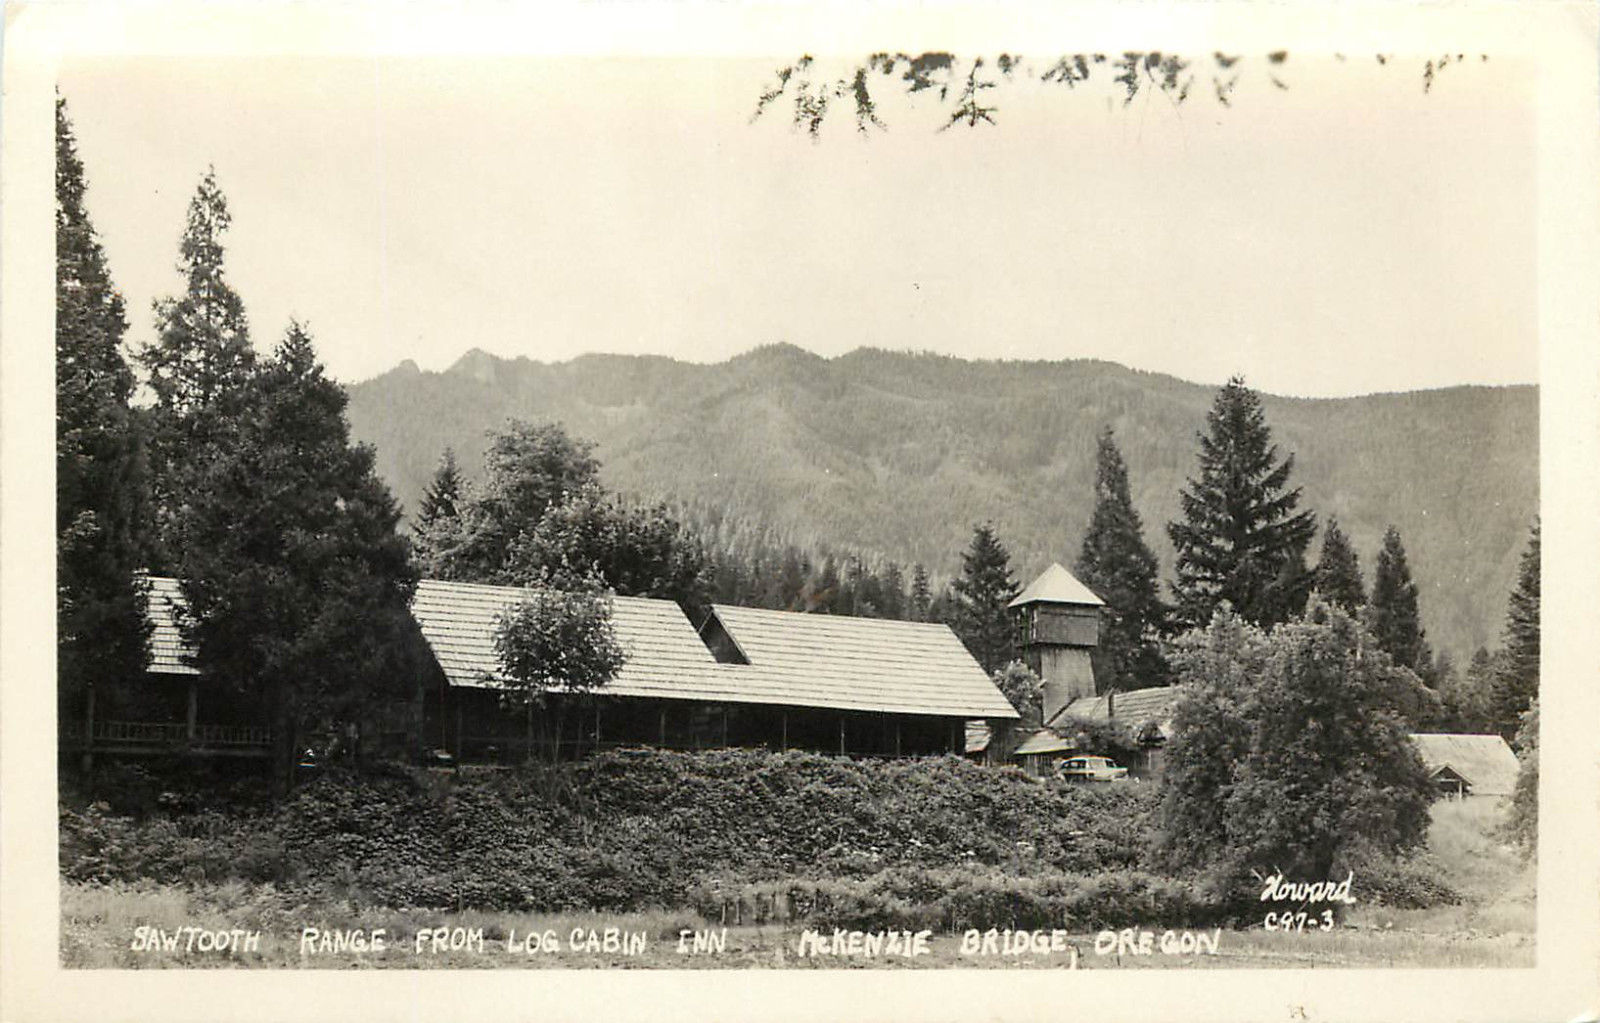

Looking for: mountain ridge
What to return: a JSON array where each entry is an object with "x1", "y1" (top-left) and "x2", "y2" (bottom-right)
[{"x1": 345, "y1": 346, "x2": 1538, "y2": 662}]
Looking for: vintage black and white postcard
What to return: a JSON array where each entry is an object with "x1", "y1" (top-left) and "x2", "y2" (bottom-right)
[{"x1": 3, "y1": 2, "x2": 1598, "y2": 1021}]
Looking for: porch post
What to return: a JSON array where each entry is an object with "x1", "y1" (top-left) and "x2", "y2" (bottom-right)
[
  {"x1": 894, "y1": 719, "x2": 902, "y2": 758},
  {"x1": 186, "y1": 679, "x2": 198, "y2": 741},
  {"x1": 781, "y1": 711, "x2": 787, "y2": 752},
  {"x1": 658, "y1": 705, "x2": 666, "y2": 747},
  {"x1": 838, "y1": 715, "x2": 845, "y2": 755}
]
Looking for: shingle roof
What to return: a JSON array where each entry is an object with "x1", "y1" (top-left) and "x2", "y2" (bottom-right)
[
  {"x1": 1409, "y1": 733, "x2": 1522, "y2": 796},
  {"x1": 1047, "y1": 686, "x2": 1181, "y2": 731},
  {"x1": 1009, "y1": 563, "x2": 1104, "y2": 608},
  {"x1": 1011, "y1": 730, "x2": 1076, "y2": 756},
  {"x1": 412, "y1": 579, "x2": 723, "y2": 698},
  {"x1": 709, "y1": 605, "x2": 1018, "y2": 719},
  {"x1": 146, "y1": 576, "x2": 199, "y2": 676},
  {"x1": 140, "y1": 576, "x2": 1017, "y2": 720}
]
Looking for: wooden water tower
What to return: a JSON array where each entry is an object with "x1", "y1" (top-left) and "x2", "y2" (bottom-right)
[{"x1": 1010, "y1": 563, "x2": 1103, "y2": 723}]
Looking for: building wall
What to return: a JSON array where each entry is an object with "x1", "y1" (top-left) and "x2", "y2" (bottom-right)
[
  {"x1": 429, "y1": 689, "x2": 966, "y2": 761},
  {"x1": 1028, "y1": 647, "x2": 1096, "y2": 722}
]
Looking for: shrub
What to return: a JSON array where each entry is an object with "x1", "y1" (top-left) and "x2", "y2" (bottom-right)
[{"x1": 63, "y1": 748, "x2": 1171, "y2": 914}]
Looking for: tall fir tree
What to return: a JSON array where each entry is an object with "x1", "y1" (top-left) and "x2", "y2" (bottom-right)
[
  {"x1": 951, "y1": 522, "x2": 1019, "y2": 673},
  {"x1": 1491, "y1": 518, "x2": 1540, "y2": 738},
  {"x1": 1074, "y1": 427, "x2": 1170, "y2": 691},
  {"x1": 139, "y1": 167, "x2": 259, "y2": 569},
  {"x1": 879, "y1": 561, "x2": 906, "y2": 620},
  {"x1": 411, "y1": 448, "x2": 466, "y2": 577},
  {"x1": 416, "y1": 448, "x2": 463, "y2": 531},
  {"x1": 56, "y1": 97, "x2": 151, "y2": 707},
  {"x1": 1167, "y1": 376, "x2": 1316, "y2": 630},
  {"x1": 908, "y1": 563, "x2": 932, "y2": 622},
  {"x1": 813, "y1": 555, "x2": 842, "y2": 613},
  {"x1": 176, "y1": 323, "x2": 418, "y2": 795},
  {"x1": 1369, "y1": 526, "x2": 1429, "y2": 675},
  {"x1": 1313, "y1": 517, "x2": 1366, "y2": 613},
  {"x1": 775, "y1": 547, "x2": 806, "y2": 610}
]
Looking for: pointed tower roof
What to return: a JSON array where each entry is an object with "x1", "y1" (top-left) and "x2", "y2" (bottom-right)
[{"x1": 1008, "y1": 562, "x2": 1104, "y2": 609}]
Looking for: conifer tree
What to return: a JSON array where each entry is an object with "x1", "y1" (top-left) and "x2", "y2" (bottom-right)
[
  {"x1": 1369, "y1": 526, "x2": 1428, "y2": 675},
  {"x1": 1444, "y1": 646, "x2": 1502, "y2": 734},
  {"x1": 411, "y1": 448, "x2": 465, "y2": 577},
  {"x1": 1167, "y1": 376, "x2": 1316, "y2": 630},
  {"x1": 1491, "y1": 519, "x2": 1540, "y2": 737},
  {"x1": 1313, "y1": 517, "x2": 1365, "y2": 613},
  {"x1": 416, "y1": 448, "x2": 463, "y2": 532},
  {"x1": 880, "y1": 561, "x2": 906, "y2": 620},
  {"x1": 813, "y1": 555, "x2": 842, "y2": 612},
  {"x1": 139, "y1": 167, "x2": 259, "y2": 568},
  {"x1": 56, "y1": 97, "x2": 150, "y2": 707},
  {"x1": 177, "y1": 323, "x2": 417, "y2": 794},
  {"x1": 951, "y1": 522, "x2": 1019, "y2": 673},
  {"x1": 775, "y1": 547, "x2": 806, "y2": 610},
  {"x1": 1075, "y1": 427, "x2": 1170, "y2": 690},
  {"x1": 908, "y1": 563, "x2": 932, "y2": 622}
]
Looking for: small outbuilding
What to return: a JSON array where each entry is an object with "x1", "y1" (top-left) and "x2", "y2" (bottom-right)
[{"x1": 1409, "y1": 732, "x2": 1522, "y2": 798}]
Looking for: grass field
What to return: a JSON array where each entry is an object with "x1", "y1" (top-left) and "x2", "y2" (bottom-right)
[{"x1": 60, "y1": 796, "x2": 1534, "y2": 970}]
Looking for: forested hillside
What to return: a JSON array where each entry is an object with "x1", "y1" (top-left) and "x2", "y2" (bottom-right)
[{"x1": 345, "y1": 345, "x2": 1537, "y2": 660}]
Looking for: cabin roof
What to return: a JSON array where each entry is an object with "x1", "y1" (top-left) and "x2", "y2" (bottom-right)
[
  {"x1": 1408, "y1": 733, "x2": 1521, "y2": 796},
  {"x1": 411, "y1": 579, "x2": 722, "y2": 700},
  {"x1": 146, "y1": 576, "x2": 200, "y2": 676},
  {"x1": 1047, "y1": 686, "x2": 1182, "y2": 731},
  {"x1": 139, "y1": 575, "x2": 1015, "y2": 720},
  {"x1": 408, "y1": 580, "x2": 1017, "y2": 719},
  {"x1": 1008, "y1": 563, "x2": 1104, "y2": 609},
  {"x1": 1010, "y1": 730, "x2": 1076, "y2": 756},
  {"x1": 708, "y1": 604, "x2": 1019, "y2": 719}
]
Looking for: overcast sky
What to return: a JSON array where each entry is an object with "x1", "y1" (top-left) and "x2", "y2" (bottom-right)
[{"x1": 58, "y1": 52, "x2": 1534, "y2": 397}]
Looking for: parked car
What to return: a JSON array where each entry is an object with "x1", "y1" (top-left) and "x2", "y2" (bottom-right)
[{"x1": 1056, "y1": 755, "x2": 1129, "y2": 782}]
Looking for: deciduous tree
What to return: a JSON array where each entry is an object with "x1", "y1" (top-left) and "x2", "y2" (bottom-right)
[
  {"x1": 443, "y1": 421, "x2": 600, "y2": 580},
  {"x1": 990, "y1": 660, "x2": 1043, "y2": 726},
  {"x1": 1157, "y1": 599, "x2": 1434, "y2": 889},
  {"x1": 492, "y1": 573, "x2": 626, "y2": 761},
  {"x1": 1505, "y1": 698, "x2": 1538, "y2": 852},
  {"x1": 505, "y1": 483, "x2": 708, "y2": 609}
]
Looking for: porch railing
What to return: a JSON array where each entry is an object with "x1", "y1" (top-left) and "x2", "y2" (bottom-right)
[{"x1": 61, "y1": 719, "x2": 273, "y2": 750}]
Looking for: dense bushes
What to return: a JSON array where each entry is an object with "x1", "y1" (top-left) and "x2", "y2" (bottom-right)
[
  {"x1": 60, "y1": 748, "x2": 1452, "y2": 921},
  {"x1": 62, "y1": 750, "x2": 1155, "y2": 911}
]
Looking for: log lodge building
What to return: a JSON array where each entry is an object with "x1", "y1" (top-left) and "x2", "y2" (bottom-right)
[{"x1": 62, "y1": 574, "x2": 1022, "y2": 767}]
